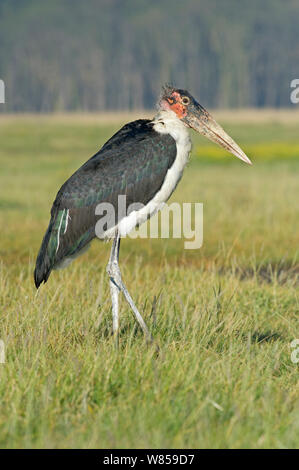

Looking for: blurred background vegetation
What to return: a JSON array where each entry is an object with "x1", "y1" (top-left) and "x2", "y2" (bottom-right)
[{"x1": 0, "y1": 0, "x2": 299, "y2": 112}]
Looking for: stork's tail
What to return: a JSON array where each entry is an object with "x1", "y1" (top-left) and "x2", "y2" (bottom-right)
[{"x1": 34, "y1": 219, "x2": 55, "y2": 288}]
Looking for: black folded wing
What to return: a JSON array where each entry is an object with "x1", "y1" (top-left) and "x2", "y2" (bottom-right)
[{"x1": 34, "y1": 119, "x2": 177, "y2": 287}]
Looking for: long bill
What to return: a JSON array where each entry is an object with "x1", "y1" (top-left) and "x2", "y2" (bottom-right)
[{"x1": 185, "y1": 103, "x2": 252, "y2": 165}]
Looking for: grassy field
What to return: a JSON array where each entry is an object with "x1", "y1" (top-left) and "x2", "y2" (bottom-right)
[{"x1": 0, "y1": 111, "x2": 298, "y2": 448}]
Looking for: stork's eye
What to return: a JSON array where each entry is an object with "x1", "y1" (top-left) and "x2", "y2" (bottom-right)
[{"x1": 181, "y1": 96, "x2": 190, "y2": 105}]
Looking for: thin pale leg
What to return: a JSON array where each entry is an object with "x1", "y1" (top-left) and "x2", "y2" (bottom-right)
[
  {"x1": 108, "y1": 234, "x2": 121, "y2": 347},
  {"x1": 106, "y1": 231, "x2": 153, "y2": 343}
]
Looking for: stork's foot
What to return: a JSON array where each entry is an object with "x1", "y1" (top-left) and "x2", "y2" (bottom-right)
[{"x1": 106, "y1": 259, "x2": 154, "y2": 344}]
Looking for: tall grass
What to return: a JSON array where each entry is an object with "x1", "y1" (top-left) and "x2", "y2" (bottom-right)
[{"x1": 0, "y1": 114, "x2": 298, "y2": 448}]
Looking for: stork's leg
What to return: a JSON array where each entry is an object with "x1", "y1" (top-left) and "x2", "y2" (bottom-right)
[
  {"x1": 106, "y1": 230, "x2": 153, "y2": 343},
  {"x1": 108, "y1": 233, "x2": 121, "y2": 347}
]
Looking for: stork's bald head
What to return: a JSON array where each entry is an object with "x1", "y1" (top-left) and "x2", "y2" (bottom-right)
[{"x1": 159, "y1": 84, "x2": 252, "y2": 165}]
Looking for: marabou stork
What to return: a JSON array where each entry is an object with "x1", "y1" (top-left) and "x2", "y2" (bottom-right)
[{"x1": 34, "y1": 85, "x2": 251, "y2": 343}]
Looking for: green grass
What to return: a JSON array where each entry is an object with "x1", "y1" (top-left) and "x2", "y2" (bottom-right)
[{"x1": 0, "y1": 114, "x2": 298, "y2": 448}]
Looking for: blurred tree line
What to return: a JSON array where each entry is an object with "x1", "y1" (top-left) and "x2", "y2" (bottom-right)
[{"x1": 0, "y1": 0, "x2": 298, "y2": 111}]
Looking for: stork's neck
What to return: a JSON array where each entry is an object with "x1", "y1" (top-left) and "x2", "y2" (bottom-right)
[{"x1": 152, "y1": 110, "x2": 191, "y2": 145}]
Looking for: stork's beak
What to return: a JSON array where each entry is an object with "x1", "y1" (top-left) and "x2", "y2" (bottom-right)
[{"x1": 184, "y1": 103, "x2": 252, "y2": 165}]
